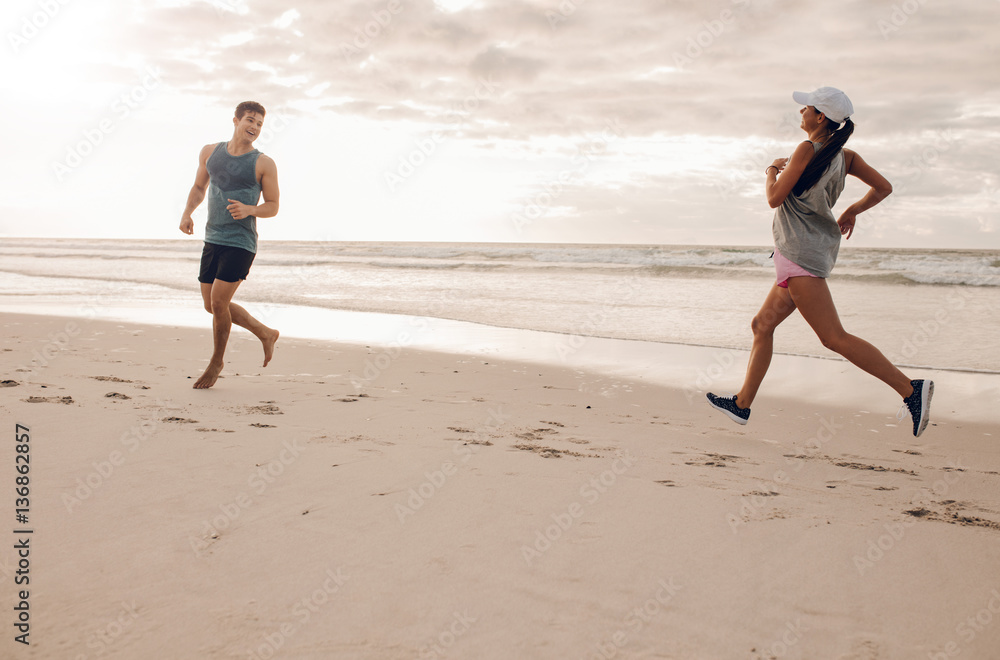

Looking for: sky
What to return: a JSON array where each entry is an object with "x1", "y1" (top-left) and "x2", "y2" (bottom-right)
[{"x1": 1, "y1": 0, "x2": 998, "y2": 248}]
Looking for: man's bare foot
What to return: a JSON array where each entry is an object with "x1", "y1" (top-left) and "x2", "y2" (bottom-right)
[
  {"x1": 194, "y1": 361, "x2": 224, "y2": 389},
  {"x1": 262, "y1": 329, "x2": 279, "y2": 367}
]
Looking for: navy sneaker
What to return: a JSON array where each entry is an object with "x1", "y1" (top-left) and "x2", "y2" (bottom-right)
[
  {"x1": 898, "y1": 379, "x2": 933, "y2": 437},
  {"x1": 706, "y1": 393, "x2": 750, "y2": 425}
]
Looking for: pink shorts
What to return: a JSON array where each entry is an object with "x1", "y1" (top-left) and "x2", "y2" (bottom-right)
[{"x1": 774, "y1": 248, "x2": 819, "y2": 288}]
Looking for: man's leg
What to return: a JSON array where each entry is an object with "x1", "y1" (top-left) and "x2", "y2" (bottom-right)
[
  {"x1": 228, "y1": 302, "x2": 279, "y2": 367},
  {"x1": 194, "y1": 279, "x2": 243, "y2": 389},
  {"x1": 196, "y1": 281, "x2": 279, "y2": 389},
  {"x1": 200, "y1": 281, "x2": 214, "y2": 314}
]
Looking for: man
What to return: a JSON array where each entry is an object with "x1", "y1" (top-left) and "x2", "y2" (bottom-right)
[{"x1": 179, "y1": 101, "x2": 280, "y2": 389}]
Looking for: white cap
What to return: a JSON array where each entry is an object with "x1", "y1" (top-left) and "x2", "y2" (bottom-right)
[{"x1": 792, "y1": 86, "x2": 854, "y2": 123}]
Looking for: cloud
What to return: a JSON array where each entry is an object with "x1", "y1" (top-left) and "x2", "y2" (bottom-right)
[
  {"x1": 123, "y1": 0, "x2": 994, "y2": 148},
  {"x1": 4, "y1": 0, "x2": 997, "y2": 247}
]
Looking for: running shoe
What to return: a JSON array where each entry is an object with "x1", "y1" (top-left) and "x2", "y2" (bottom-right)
[
  {"x1": 706, "y1": 393, "x2": 750, "y2": 425},
  {"x1": 898, "y1": 379, "x2": 933, "y2": 437}
]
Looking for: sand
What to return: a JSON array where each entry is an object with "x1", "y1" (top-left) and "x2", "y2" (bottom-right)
[{"x1": 2, "y1": 311, "x2": 999, "y2": 659}]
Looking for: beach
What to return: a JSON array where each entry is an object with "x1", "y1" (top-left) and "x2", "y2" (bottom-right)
[
  {"x1": 3, "y1": 306, "x2": 999, "y2": 659},
  {"x1": 5, "y1": 0, "x2": 1000, "y2": 653}
]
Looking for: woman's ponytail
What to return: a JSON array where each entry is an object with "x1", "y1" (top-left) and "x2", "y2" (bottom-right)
[{"x1": 792, "y1": 117, "x2": 854, "y2": 196}]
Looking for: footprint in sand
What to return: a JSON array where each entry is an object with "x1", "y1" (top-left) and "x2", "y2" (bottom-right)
[
  {"x1": 747, "y1": 489, "x2": 779, "y2": 497},
  {"x1": 244, "y1": 403, "x2": 283, "y2": 415},
  {"x1": 905, "y1": 500, "x2": 1000, "y2": 531},
  {"x1": 445, "y1": 435, "x2": 494, "y2": 447},
  {"x1": 24, "y1": 396, "x2": 73, "y2": 404},
  {"x1": 510, "y1": 422, "x2": 601, "y2": 458},
  {"x1": 831, "y1": 460, "x2": 917, "y2": 477},
  {"x1": 684, "y1": 452, "x2": 747, "y2": 468},
  {"x1": 513, "y1": 444, "x2": 568, "y2": 458}
]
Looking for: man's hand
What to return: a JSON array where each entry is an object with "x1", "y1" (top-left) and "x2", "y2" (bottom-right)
[
  {"x1": 837, "y1": 211, "x2": 857, "y2": 240},
  {"x1": 180, "y1": 215, "x2": 194, "y2": 235},
  {"x1": 227, "y1": 199, "x2": 253, "y2": 220}
]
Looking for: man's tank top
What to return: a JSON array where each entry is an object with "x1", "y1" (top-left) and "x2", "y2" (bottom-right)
[
  {"x1": 772, "y1": 141, "x2": 847, "y2": 278},
  {"x1": 205, "y1": 142, "x2": 262, "y2": 254}
]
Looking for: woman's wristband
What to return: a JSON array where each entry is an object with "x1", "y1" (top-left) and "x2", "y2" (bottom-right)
[{"x1": 765, "y1": 166, "x2": 778, "y2": 175}]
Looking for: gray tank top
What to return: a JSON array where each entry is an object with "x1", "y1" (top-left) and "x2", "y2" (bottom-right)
[
  {"x1": 205, "y1": 142, "x2": 262, "y2": 254},
  {"x1": 772, "y1": 141, "x2": 846, "y2": 277}
]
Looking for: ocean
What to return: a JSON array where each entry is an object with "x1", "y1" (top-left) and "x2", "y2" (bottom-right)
[{"x1": 1, "y1": 238, "x2": 999, "y2": 374}]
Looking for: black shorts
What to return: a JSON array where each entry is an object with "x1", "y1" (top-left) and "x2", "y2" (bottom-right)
[{"x1": 198, "y1": 243, "x2": 256, "y2": 284}]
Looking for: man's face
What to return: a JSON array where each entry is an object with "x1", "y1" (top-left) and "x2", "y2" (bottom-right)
[{"x1": 234, "y1": 111, "x2": 264, "y2": 143}]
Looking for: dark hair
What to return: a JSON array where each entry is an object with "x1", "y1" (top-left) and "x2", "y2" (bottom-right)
[
  {"x1": 235, "y1": 101, "x2": 266, "y2": 120},
  {"x1": 792, "y1": 117, "x2": 854, "y2": 196}
]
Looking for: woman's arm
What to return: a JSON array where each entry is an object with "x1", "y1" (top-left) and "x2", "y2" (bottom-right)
[
  {"x1": 765, "y1": 141, "x2": 815, "y2": 208},
  {"x1": 836, "y1": 149, "x2": 893, "y2": 239}
]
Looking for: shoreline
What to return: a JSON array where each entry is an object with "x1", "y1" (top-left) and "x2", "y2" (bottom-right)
[
  {"x1": 4, "y1": 303, "x2": 998, "y2": 425},
  {"x1": 3, "y1": 239, "x2": 999, "y2": 377},
  {"x1": 2, "y1": 311, "x2": 999, "y2": 658},
  {"x1": 5, "y1": 234, "x2": 1000, "y2": 251}
]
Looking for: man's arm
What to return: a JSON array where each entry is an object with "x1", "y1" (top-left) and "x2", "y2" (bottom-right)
[
  {"x1": 226, "y1": 155, "x2": 280, "y2": 220},
  {"x1": 179, "y1": 144, "x2": 215, "y2": 235}
]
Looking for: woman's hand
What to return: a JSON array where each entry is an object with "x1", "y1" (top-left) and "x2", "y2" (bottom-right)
[
  {"x1": 765, "y1": 142, "x2": 813, "y2": 208},
  {"x1": 837, "y1": 211, "x2": 857, "y2": 239}
]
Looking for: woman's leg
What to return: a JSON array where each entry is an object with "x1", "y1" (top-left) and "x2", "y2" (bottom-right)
[
  {"x1": 786, "y1": 277, "x2": 913, "y2": 398},
  {"x1": 735, "y1": 283, "x2": 797, "y2": 409}
]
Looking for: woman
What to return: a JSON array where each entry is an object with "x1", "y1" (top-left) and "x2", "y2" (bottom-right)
[{"x1": 706, "y1": 87, "x2": 933, "y2": 437}]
